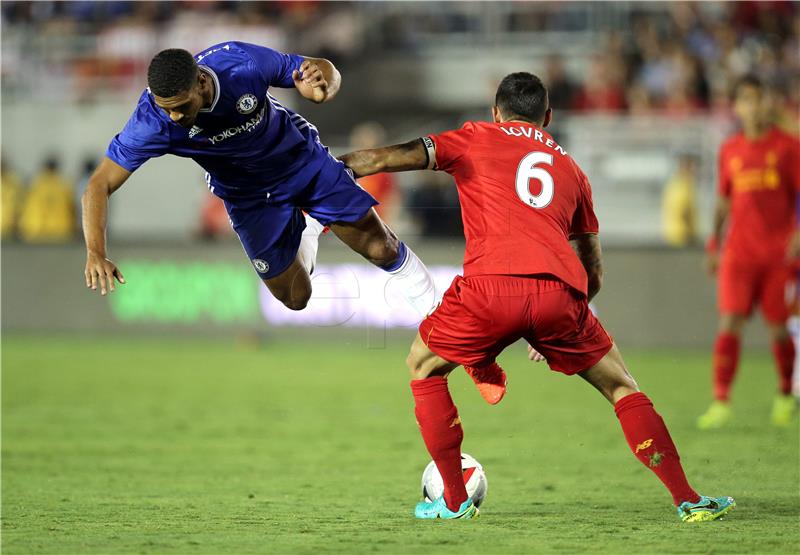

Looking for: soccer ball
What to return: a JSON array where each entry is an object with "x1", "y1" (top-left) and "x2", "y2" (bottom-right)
[{"x1": 421, "y1": 453, "x2": 488, "y2": 508}]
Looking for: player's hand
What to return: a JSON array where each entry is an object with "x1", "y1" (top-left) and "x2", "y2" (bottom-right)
[
  {"x1": 85, "y1": 252, "x2": 125, "y2": 296},
  {"x1": 705, "y1": 252, "x2": 719, "y2": 276},
  {"x1": 527, "y1": 344, "x2": 546, "y2": 363},
  {"x1": 293, "y1": 61, "x2": 328, "y2": 103}
]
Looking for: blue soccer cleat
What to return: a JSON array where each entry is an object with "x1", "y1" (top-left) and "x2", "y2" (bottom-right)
[
  {"x1": 677, "y1": 495, "x2": 736, "y2": 522},
  {"x1": 415, "y1": 495, "x2": 479, "y2": 519}
]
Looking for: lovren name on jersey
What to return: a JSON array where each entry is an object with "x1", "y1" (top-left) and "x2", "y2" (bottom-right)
[{"x1": 498, "y1": 125, "x2": 568, "y2": 156}]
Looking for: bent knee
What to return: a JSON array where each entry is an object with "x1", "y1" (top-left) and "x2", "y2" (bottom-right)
[
  {"x1": 275, "y1": 288, "x2": 312, "y2": 311},
  {"x1": 768, "y1": 324, "x2": 790, "y2": 342},
  {"x1": 283, "y1": 297, "x2": 309, "y2": 311},
  {"x1": 718, "y1": 314, "x2": 745, "y2": 334},
  {"x1": 406, "y1": 352, "x2": 427, "y2": 379}
]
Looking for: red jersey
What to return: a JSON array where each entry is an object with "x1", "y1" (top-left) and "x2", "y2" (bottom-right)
[
  {"x1": 429, "y1": 121, "x2": 598, "y2": 295},
  {"x1": 718, "y1": 127, "x2": 799, "y2": 263}
]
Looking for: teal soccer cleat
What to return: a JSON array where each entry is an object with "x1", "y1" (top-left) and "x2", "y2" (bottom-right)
[
  {"x1": 677, "y1": 495, "x2": 736, "y2": 522},
  {"x1": 415, "y1": 496, "x2": 479, "y2": 519}
]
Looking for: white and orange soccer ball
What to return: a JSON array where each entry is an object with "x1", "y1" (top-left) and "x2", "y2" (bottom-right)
[{"x1": 421, "y1": 453, "x2": 488, "y2": 508}]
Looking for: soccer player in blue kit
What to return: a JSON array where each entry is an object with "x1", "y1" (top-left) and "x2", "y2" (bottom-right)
[{"x1": 82, "y1": 42, "x2": 435, "y2": 316}]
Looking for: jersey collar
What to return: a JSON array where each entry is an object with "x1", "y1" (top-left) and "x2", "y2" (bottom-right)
[{"x1": 198, "y1": 65, "x2": 220, "y2": 113}]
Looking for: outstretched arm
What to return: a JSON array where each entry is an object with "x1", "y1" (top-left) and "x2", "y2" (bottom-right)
[
  {"x1": 570, "y1": 232, "x2": 603, "y2": 302},
  {"x1": 82, "y1": 157, "x2": 131, "y2": 295},
  {"x1": 339, "y1": 139, "x2": 430, "y2": 178},
  {"x1": 293, "y1": 57, "x2": 340, "y2": 104}
]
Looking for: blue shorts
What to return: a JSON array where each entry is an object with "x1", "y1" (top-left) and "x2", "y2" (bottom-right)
[{"x1": 222, "y1": 157, "x2": 377, "y2": 279}]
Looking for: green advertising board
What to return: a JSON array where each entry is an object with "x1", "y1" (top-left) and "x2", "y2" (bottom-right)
[{"x1": 109, "y1": 260, "x2": 260, "y2": 324}]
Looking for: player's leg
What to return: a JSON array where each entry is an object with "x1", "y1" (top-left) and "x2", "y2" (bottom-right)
[
  {"x1": 761, "y1": 264, "x2": 796, "y2": 426},
  {"x1": 407, "y1": 276, "x2": 522, "y2": 518},
  {"x1": 299, "y1": 159, "x2": 437, "y2": 318},
  {"x1": 407, "y1": 333, "x2": 477, "y2": 519},
  {"x1": 697, "y1": 312, "x2": 746, "y2": 428},
  {"x1": 715, "y1": 312, "x2": 747, "y2": 402},
  {"x1": 579, "y1": 345, "x2": 735, "y2": 521},
  {"x1": 297, "y1": 213, "x2": 326, "y2": 275},
  {"x1": 581, "y1": 345, "x2": 696, "y2": 505},
  {"x1": 262, "y1": 213, "x2": 325, "y2": 309},
  {"x1": 225, "y1": 197, "x2": 314, "y2": 311},
  {"x1": 526, "y1": 283, "x2": 734, "y2": 521},
  {"x1": 329, "y1": 208, "x2": 436, "y2": 318},
  {"x1": 698, "y1": 256, "x2": 755, "y2": 429},
  {"x1": 261, "y1": 256, "x2": 312, "y2": 311}
]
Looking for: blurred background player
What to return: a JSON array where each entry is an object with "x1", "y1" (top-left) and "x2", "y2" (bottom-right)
[
  {"x1": 19, "y1": 156, "x2": 77, "y2": 243},
  {"x1": 1, "y1": 157, "x2": 23, "y2": 240},
  {"x1": 699, "y1": 75, "x2": 800, "y2": 429},
  {"x1": 661, "y1": 153, "x2": 699, "y2": 248},
  {"x1": 342, "y1": 73, "x2": 735, "y2": 522},
  {"x1": 82, "y1": 42, "x2": 436, "y2": 319}
]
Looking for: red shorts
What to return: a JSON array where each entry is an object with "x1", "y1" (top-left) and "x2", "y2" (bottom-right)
[
  {"x1": 718, "y1": 256, "x2": 790, "y2": 323},
  {"x1": 419, "y1": 274, "x2": 613, "y2": 375}
]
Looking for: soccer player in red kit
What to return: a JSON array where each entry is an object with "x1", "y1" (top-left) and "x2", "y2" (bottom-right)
[
  {"x1": 341, "y1": 73, "x2": 735, "y2": 522},
  {"x1": 699, "y1": 75, "x2": 800, "y2": 429}
]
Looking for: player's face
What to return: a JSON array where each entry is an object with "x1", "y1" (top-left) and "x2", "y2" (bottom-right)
[
  {"x1": 153, "y1": 78, "x2": 205, "y2": 129},
  {"x1": 733, "y1": 85, "x2": 765, "y2": 127}
]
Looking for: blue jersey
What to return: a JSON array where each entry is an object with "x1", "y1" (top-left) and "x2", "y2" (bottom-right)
[{"x1": 106, "y1": 41, "x2": 332, "y2": 200}]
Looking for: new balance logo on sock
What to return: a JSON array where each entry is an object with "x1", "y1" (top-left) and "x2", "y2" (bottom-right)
[{"x1": 635, "y1": 438, "x2": 653, "y2": 453}]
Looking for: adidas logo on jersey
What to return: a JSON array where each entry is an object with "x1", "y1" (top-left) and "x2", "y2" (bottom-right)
[{"x1": 189, "y1": 126, "x2": 203, "y2": 138}]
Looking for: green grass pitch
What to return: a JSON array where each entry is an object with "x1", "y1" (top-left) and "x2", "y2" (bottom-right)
[{"x1": 2, "y1": 335, "x2": 798, "y2": 554}]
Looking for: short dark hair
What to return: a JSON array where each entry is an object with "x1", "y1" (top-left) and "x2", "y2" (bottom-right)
[
  {"x1": 733, "y1": 74, "x2": 763, "y2": 99},
  {"x1": 147, "y1": 49, "x2": 198, "y2": 97},
  {"x1": 495, "y1": 72, "x2": 549, "y2": 124}
]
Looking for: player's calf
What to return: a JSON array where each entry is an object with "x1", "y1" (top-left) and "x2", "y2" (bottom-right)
[
  {"x1": 329, "y1": 209, "x2": 400, "y2": 267},
  {"x1": 331, "y1": 210, "x2": 437, "y2": 318},
  {"x1": 581, "y1": 344, "x2": 735, "y2": 517},
  {"x1": 578, "y1": 344, "x2": 638, "y2": 404}
]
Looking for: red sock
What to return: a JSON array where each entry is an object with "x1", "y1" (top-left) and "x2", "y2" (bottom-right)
[
  {"x1": 614, "y1": 392, "x2": 700, "y2": 505},
  {"x1": 410, "y1": 377, "x2": 467, "y2": 511},
  {"x1": 713, "y1": 333, "x2": 740, "y2": 401},
  {"x1": 772, "y1": 338, "x2": 795, "y2": 395}
]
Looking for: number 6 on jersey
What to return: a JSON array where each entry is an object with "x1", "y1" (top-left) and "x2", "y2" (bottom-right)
[{"x1": 516, "y1": 151, "x2": 554, "y2": 208}]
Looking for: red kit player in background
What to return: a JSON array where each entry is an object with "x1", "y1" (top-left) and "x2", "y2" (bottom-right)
[
  {"x1": 699, "y1": 76, "x2": 800, "y2": 430},
  {"x1": 341, "y1": 73, "x2": 734, "y2": 522}
]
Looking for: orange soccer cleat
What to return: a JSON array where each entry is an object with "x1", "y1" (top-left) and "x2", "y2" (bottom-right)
[{"x1": 464, "y1": 363, "x2": 507, "y2": 405}]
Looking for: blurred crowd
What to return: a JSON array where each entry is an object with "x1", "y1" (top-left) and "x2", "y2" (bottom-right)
[
  {"x1": 547, "y1": 2, "x2": 798, "y2": 123},
  {"x1": 1, "y1": 1, "x2": 798, "y2": 243},
  {"x1": 3, "y1": 1, "x2": 798, "y2": 122}
]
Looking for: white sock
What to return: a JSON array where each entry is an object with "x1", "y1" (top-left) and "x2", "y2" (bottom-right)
[
  {"x1": 385, "y1": 244, "x2": 437, "y2": 319},
  {"x1": 790, "y1": 316, "x2": 800, "y2": 398},
  {"x1": 298, "y1": 214, "x2": 324, "y2": 274}
]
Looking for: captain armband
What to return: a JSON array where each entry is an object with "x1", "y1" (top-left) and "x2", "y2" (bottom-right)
[{"x1": 421, "y1": 137, "x2": 437, "y2": 170}]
